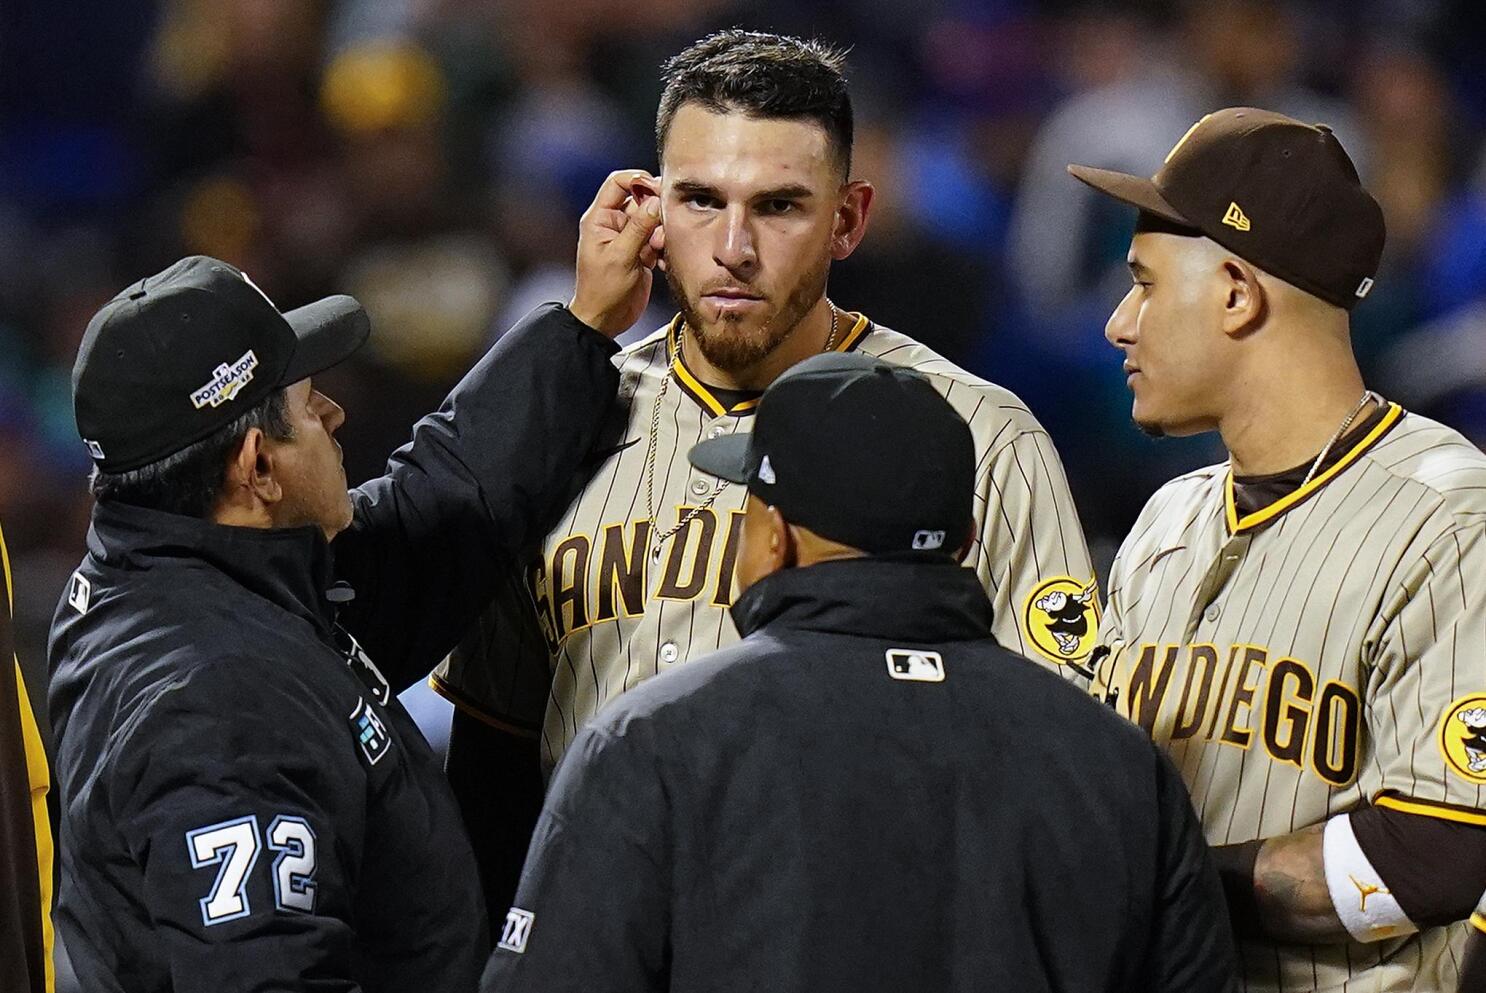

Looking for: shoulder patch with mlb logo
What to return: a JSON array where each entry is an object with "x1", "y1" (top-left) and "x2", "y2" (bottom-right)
[
  {"x1": 348, "y1": 697, "x2": 392, "y2": 765},
  {"x1": 885, "y1": 649, "x2": 945, "y2": 683}
]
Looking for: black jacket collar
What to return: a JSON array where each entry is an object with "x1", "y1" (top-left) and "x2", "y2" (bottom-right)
[
  {"x1": 87, "y1": 500, "x2": 337, "y2": 637},
  {"x1": 730, "y1": 555, "x2": 994, "y2": 643}
]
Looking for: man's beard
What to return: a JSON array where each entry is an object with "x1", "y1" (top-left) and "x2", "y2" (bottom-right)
[
  {"x1": 1135, "y1": 419, "x2": 1166, "y2": 439},
  {"x1": 668, "y1": 254, "x2": 831, "y2": 374}
]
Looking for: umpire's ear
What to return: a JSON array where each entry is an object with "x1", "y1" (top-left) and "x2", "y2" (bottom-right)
[
  {"x1": 954, "y1": 534, "x2": 974, "y2": 564},
  {"x1": 216, "y1": 428, "x2": 281, "y2": 524},
  {"x1": 734, "y1": 495, "x2": 795, "y2": 596}
]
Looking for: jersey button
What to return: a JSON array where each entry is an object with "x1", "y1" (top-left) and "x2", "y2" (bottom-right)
[
  {"x1": 708, "y1": 424, "x2": 727, "y2": 439},
  {"x1": 660, "y1": 641, "x2": 680, "y2": 664},
  {"x1": 1205, "y1": 603, "x2": 1221, "y2": 622},
  {"x1": 689, "y1": 478, "x2": 713, "y2": 497}
]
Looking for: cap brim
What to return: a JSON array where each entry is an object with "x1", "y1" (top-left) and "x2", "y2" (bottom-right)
[
  {"x1": 687, "y1": 434, "x2": 753, "y2": 485},
  {"x1": 1066, "y1": 164, "x2": 1192, "y2": 227},
  {"x1": 280, "y1": 295, "x2": 370, "y2": 384}
]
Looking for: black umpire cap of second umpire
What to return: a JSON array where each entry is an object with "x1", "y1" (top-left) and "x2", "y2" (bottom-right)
[{"x1": 688, "y1": 351, "x2": 976, "y2": 556}]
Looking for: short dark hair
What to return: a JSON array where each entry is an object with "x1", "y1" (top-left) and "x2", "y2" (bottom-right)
[
  {"x1": 90, "y1": 389, "x2": 294, "y2": 519},
  {"x1": 657, "y1": 30, "x2": 853, "y2": 177}
]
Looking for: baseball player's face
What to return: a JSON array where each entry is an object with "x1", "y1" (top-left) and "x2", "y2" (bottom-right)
[
  {"x1": 1104, "y1": 232, "x2": 1232, "y2": 437},
  {"x1": 658, "y1": 104, "x2": 870, "y2": 372},
  {"x1": 264, "y1": 378, "x2": 354, "y2": 539}
]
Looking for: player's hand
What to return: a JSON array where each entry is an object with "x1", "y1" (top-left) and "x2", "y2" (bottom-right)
[{"x1": 569, "y1": 170, "x2": 666, "y2": 338}]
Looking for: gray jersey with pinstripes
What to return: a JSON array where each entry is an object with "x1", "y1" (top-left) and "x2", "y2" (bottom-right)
[
  {"x1": 1092, "y1": 404, "x2": 1486, "y2": 993},
  {"x1": 434, "y1": 313, "x2": 1097, "y2": 771}
]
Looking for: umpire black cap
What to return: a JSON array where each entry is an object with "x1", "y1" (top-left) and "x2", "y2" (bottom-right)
[
  {"x1": 688, "y1": 352, "x2": 975, "y2": 555},
  {"x1": 73, "y1": 256, "x2": 370, "y2": 472}
]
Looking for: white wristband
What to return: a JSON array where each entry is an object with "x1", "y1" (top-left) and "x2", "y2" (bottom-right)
[{"x1": 1323, "y1": 814, "x2": 1417, "y2": 943}]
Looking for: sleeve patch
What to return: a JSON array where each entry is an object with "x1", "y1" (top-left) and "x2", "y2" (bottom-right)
[
  {"x1": 1021, "y1": 576, "x2": 1101, "y2": 665},
  {"x1": 498, "y1": 907, "x2": 534, "y2": 953},
  {"x1": 1439, "y1": 694, "x2": 1486, "y2": 784}
]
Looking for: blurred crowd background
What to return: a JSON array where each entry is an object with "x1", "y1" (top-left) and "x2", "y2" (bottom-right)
[{"x1": 4, "y1": 0, "x2": 1486, "y2": 746}]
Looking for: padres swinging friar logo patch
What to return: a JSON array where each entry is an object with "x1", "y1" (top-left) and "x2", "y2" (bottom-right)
[
  {"x1": 1021, "y1": 576, "x2": 1100, "y2": 666},
  {"x1": 1440, "y1": 694, "x2": 1486, "y2": 784}
]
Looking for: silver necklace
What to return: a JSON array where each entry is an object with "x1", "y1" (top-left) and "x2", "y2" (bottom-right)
[
  {"x1": 1300, "y1": 390, "x2": 1378, "y2": 488},
  {"x1": 643, "y1": 303, "x2": 841, "y2": 563}
]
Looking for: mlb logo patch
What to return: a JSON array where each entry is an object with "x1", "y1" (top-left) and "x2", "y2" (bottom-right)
[
  {"x1": 348, "y1": 698, "x2": 392, "y2": 766},
  {"x1": 67, "y1": 572, "x2": 92, "y2": 615},
  {"x1": 499, "y1": 908, "x2": 535, "y2": 953},
  {"x1": 911, "y1": 530, "x2": 945, "y2": 551},
  {"x1": 885, "y1": 649, "x2": 945, "y2": 683}
]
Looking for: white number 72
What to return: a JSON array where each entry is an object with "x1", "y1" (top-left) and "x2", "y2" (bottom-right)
[{"x1": 186, "y1": 814, "x2": 318, "y2": 925}]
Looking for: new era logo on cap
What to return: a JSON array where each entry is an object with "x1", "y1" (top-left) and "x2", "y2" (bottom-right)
[
  {"x1": 1222, "y1": 202, "x2": 1251, "y2": 232},
  {"x1": 1356, "y1": 277, "x2": 1374, "y2": 299}
]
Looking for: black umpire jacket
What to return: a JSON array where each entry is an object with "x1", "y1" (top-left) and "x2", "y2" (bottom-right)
[
  {"x1": 482, "y1": 555, "x2": 1239, "y2": 993},
  {"x1": 48, "y1": 304, "x2": 618, "y2": 993}
]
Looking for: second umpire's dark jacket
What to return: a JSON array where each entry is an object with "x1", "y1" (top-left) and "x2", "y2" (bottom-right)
[
  {"x1": 48, "y1": 305, "x2": 618, "y2": 993},
  {"x1": 483, "y1": 556, "x2": 1238, "y2": 993}
]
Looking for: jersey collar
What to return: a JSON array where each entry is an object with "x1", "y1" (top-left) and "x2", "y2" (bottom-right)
[
  {"x1": 1224, "y1": 402, "x2": 1405, "y2": 535},
  {"x1": 665, "y1": 311, "x2": 873, "y2": 417}
]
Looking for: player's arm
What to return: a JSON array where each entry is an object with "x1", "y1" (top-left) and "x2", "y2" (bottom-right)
[
  {"x1": 1216, "y1": 523, "x2": 1486, "y2": 944},
  {"x1": 334, "y1": 172, "x2": 663, "y2": 690},
  {"x1": 479, "y1": 721, "x2": 669, "y2": 993},
  {"x1": 107, "y1": 661, "x2": 366, "y2": 992},
  {"x1": 1144, "y1": 749, "x2": 1238, "y2": 992},
  {"x1": 974, "y1": 427, "x2": 1099, "y2": 681}
]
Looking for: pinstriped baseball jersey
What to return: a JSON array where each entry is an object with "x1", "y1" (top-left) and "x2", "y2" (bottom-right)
[
  {"x1": 1092, "y1": 403, "x2": 1486, "y2": 992},
  {"x1": 434, "y1": 312, "x2": 1096, "y2": 770}
]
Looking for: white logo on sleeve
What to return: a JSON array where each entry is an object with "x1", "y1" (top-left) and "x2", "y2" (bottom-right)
[
  {"x1": 885, "y1": 649, "x2": 945, "y2": 683},
  {"x1": 190, "y1": 350, "x2": 260, "y2": 409},
  {"x1": 67, "y1": 572, "x2": 92, "y2": 615},
  {"x1": 499, "y1": 907, "x2": 535, "y2": 953}
]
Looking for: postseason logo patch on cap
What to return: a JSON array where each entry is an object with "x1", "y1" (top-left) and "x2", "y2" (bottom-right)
[{"x1": 190, "y1": 350, "x2": 260, "y2": 409}]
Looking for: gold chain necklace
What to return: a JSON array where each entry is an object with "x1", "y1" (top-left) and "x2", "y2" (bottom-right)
[
  {"x1": 1300, "y1": 390, "x2": 1377, "y2": 488},
  {"x1": 643, "y1": 303, "x2": 841, "y2": 563}
]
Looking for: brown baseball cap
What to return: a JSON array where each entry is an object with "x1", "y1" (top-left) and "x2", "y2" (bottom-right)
[{"x1": 1068, "y1": 107, "x2": 1385, "y2": 310}]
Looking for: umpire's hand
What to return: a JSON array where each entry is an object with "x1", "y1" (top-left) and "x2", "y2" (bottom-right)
[{"x1": 569, "y1": 169, "x2": 665, "y2": 336}]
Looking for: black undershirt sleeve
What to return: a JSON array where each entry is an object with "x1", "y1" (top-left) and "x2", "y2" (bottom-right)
[{"x1": 1350, "y1": 804, "x2": 1486, "y2": 927}]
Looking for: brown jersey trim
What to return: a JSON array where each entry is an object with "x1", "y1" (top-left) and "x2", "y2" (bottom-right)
[
  {"x1": 428, "y1": 673, "x2": 541, "y2": 738},
  {"x1": 1224, "y1": 402, "x2": 1404, "y2": 534},
  {"x1": 1375, "y1": 791, "x2": 1486, "y2": 827},
  {"x1": 667, "y1": 312, "x2": 872, "y2": 417},
  {"x1": 1351, "y1": 802, "x2": 1486, "y2": 926}
]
